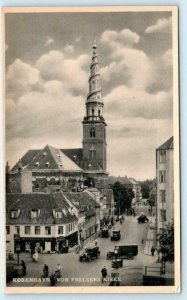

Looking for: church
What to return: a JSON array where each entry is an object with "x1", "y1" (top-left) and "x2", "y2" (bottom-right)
[{"x1": 7, "y1": 42, "x2": 110, "y2": 197}]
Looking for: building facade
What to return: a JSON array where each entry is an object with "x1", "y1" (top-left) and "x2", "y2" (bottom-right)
[
  {"x1": 6, "y1": 193, "x2": 78, "y2": 253},
  {"x1": 156, "y1": 137, "x2": 174, "y2": 233}
]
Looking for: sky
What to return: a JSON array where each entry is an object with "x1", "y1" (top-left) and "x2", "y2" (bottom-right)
[{"x1": 5, "y1": 10, "x2": 173, "y2": 180}]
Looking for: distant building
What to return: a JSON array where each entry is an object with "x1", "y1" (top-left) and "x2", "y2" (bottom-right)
[{"x1": 156, "y1": 137, "x2": 174, "y2": 233}]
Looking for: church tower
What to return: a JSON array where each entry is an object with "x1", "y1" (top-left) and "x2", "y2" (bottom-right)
[{"x1": 82, "y1": 42, "x2": 107, "y2": 173}]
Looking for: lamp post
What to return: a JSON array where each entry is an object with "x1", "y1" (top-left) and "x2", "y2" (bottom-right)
[{"x1": 15, "y1": 243, "x2": 20, "y2": 266}]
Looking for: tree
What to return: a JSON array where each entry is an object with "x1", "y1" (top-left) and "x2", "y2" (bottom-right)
[
  {"x1": 139, "y1": 179, "x2": 152, "y2": 199},
  {"x1": 111, "y1": 181, "x2": 134, "y2": 215},
  {"x1": 157, "y1": 222, "x2": 174, "y2": 262}
]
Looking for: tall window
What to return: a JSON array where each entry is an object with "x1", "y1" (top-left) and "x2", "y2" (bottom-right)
[
  {"x1": 98, "y1": 109, "x2": 101, "y2": 116},
  {"x1": 159, "y1": 170, "x2": 166, "y2": 183},
  {"x1": 159, "y1": 190, "x2": 166, "y2": 202},
  {"x1": 160, "y1": 209, "x2": 166, "y2": 222},
  {"x1": 45, "y1": 226, "x2": 51, "y2": 235},
  {"x1": 15, "y1": 226, "x2": 20, "y2": 235},
  {"x1": 159, "y1": 150, "x2": 166, "y2": 163},
  {"x1": 35, "y1": 226, "x2": 40, "y2": 235},
  {"x1": 25, "y1": 226, "x2": 31, "y2": 234},
  {"x1": 58, "y1": 226, "x2": 63, "y2": 234},
  {"x1": 92, "y1": 108, "x2": 94, "y2": 116},
  {"x1": 89, "y1": 147, "x2": 96, "y2": 159},
  {"x1": 6, "y1": 226, "x2": 10, "y2": 235},
  {"x1": 90, "y1": 127, "x2": 95, "y2": 138}
]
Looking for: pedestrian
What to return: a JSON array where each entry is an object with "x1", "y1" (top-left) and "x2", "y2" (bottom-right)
[
  {"x1": 151, "y1": 246, "x2": 155, "y2": 256},
  {"x1": 95, "y1": 240, "x2": 98, "y2": 246},
  {"x1": 101, "y1": 266, "x2": 107, "y2": 283},
  {"x1": 43, "y1": 264, "x2": 49, "y2": 277},
  {"x1": 21, "y1": 260, "x2": 26, "y2": 276},
  {"x1": 55, "y1": 263, "x2": 62, "y2": 278},
  {"x1": 33, "y1": 250, "x2": 38, "y2": 262}
]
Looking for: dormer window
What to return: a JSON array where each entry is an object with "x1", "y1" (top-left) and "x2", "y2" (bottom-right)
[
  {"x1": 42, "y1": 152, "x2": 46, "y2": 157},
  {"x1": 10, "y1": 210, "x2": 20, "y2": 219},
  {"x1": 55, "y1": 211, "x2": 62, "y2": 218},
  {"x1": 35, "y1": 162, "x2": 39, "y2": 167},
  {"x1": 31, "y1": 209, "x2": 40, "y2": 218},
  {"x1": 45, "y1": 162, "x2": 50, "y2": 167}
]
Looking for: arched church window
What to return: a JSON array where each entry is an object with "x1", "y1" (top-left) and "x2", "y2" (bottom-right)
[
  {"x1": 90, "y1": 127, "x2": 96, "y2": 138},
  {"x1": 98, "y1": 109, "x2": 101, "y2": 116},
  {"x1": 92, "y1": 108, "x2": 94, "y2": 116},
  {"x1": 89, "y1": 147, "x2": 96, "y2": 159}
]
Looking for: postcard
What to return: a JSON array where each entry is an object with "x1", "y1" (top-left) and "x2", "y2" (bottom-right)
[{"x1": 2, "y1": 6, "x2": 180, "y2": 293}]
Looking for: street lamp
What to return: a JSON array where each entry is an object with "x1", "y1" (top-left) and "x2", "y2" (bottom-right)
[{"x1": 15, "y1": 243, "x2": 20, "y2": 266}]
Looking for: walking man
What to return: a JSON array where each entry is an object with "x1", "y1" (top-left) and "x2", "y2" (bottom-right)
[
  {"x1": 151, "y1": 246, "x2": 155, "y2": 256},
  {"x1": 101, "y1": 266, "x2": 107, "y2": 283}
]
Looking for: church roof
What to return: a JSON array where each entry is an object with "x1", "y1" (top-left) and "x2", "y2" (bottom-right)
[
  {"x1": 11, "y1": 149, "x2": 40, "y2": 172},
  {"x1": 157, "y1": 136, "x2": 174, "y2": 150},
  {"x1": 25, "y1": 145, "x2": 82, "y2": 172},
  {"x1": 11, "y1": 145, "x2": 83, "y2": 173}
]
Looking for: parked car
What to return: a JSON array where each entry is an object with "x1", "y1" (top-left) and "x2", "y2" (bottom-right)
[
  {"x1": 107, "y1": 244, "x2": 138, "y2": 260},
  {"x1": 100, "y1": 226, "x2": 110, "y2": 238},
  {"x1": 111, "y1": 229, "x2": 121, "y2": 241},
  {"x1": 79, "y1": 246, "x2": 100, "y2": 262},
  {"x1": 137, "y1": 214, "x2": 149, "y2": 223}
]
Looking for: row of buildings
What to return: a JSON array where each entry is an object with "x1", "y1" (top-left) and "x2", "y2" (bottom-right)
[{"x1": 6, "y1": 189, "x2": 113, "y2": 253}]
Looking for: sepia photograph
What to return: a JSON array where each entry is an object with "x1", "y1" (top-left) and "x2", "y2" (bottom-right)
[{"x1": 3, "y1": 6, "x2": 180, "y2": 293}]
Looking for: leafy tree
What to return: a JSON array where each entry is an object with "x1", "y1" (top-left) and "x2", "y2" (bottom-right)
[
  {"x1": 111, "y1": 181, "x2": 134, "y2": 215},
  {"x1": 139, "y1": 179, "x2": 152, "y2": 199},
  {"x1": 157, "y1": 222, "x2": 174, "y2": 262}
]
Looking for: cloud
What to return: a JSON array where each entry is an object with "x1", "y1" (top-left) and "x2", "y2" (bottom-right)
[
  {"x1": 100, "y1": 42, "x2": 153, "y2": 90},
  {"x1": 35, "y1": 50, "x2": 89, "y2": 95},
  {"x1": 45, "y1": 37, "x2": 54, "y2": 46},
  {"x1": 104, "y1": 85, "x2": 172, "y2": 120},
  {"x1": 162, "y1": 48, "x2": 172, "y2": 66},
  {"x1": 100, "y1": 28, "x2": 140, "y2": 47},
  {"x1": 6, "y1": 59, "x2": 40, "y2": 99},
  {"x1": 6, "y1": 81, "x2": 84, "y2": 159},
  {"x1": 64, "y1": 44, "x2": 74, "y2": 54},
  {"x1": 145, "y1": 17, "x2": 172, "y2": 34}
]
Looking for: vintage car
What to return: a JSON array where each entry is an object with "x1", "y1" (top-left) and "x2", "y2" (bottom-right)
[
  {"x1": 111, "y1": 229, "x2": 121, "y2": 241},
  {"x1": 137, "y1": 214, "x2": 149, "y2": 223},
  {"x1": 100, "y1": 226, "x2": 110, "y2": 238},
  {"x1": 79, "y1": 246, "x2": 100, "y2": 262},
  {"x1": 107, "y1": 244, "x2": 138, "y2": 260}
]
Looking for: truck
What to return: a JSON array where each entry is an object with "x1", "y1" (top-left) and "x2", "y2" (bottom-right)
[
  {"x1": 111, "y1": 229, "x2": 121, "y2": 241},
  {"x1": 107, "y1": 244, "x2": 138, "y2": 260}
]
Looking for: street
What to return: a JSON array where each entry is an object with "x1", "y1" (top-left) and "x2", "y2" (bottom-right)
[{"x1": 7, "y1": 204, "x2": 157, "y2": 287}]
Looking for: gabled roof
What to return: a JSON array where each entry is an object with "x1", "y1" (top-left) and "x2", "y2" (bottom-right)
[
  {"x1": 157, "y1": 136, "x2": 174, "y2": 150},
  {"x1": 6, "y1": 193, "x2": 77, "y2": 225},
  {"x1": 24, "y1": 145, "x2": 82, "y2": 172}
]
